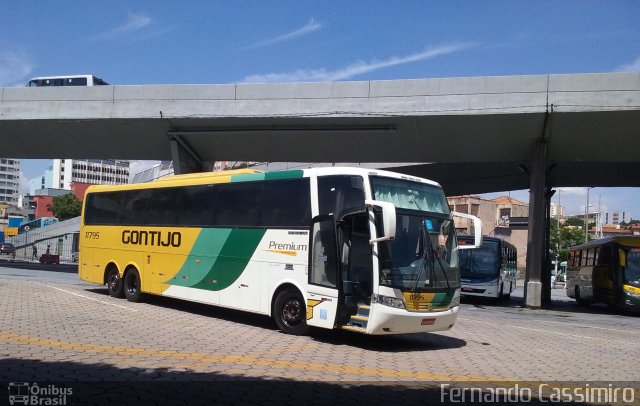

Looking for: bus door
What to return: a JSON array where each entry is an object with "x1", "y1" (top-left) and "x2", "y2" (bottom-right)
[{"x1": 307, "y1": 215, "x2": 341, "y2": 329}]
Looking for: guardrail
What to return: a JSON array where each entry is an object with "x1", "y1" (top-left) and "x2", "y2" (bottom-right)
[{"x1": 11, "y1": 232, "x2": 79, "y2": 264}]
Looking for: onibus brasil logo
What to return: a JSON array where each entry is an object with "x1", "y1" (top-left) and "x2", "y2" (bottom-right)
[{"x1": 8, "y1": 382, "x2": 72, "y2": 405}]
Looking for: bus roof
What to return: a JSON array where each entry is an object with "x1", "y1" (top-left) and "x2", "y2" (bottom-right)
[
  {"x1": 457, "y1": 235, "x2": 516, "y2": 248},
  {"x1": 85, "y1": 166, "x2": 444, "y2": 194},
  {"x1": 570, "y1": 235, "x2": 640, "y2": 251}
]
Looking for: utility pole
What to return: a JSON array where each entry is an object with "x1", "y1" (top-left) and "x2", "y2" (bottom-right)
[{"x1": 583, "y1": 188, "x2": 597, "y2": 243}]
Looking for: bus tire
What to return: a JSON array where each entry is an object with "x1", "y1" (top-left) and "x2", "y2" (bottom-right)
[
  {"x1": 124, "y1": 268, "x2": 142, "y2": 303},
  {"x1": 575, "y1": 286, "x2": 588, "y2": 307},
  {"x1": 505, "y1": 283, "x2": 512, "y2": 300},
  {"x1": 106, "y1": 266, "x2": 124, "y2": 299},
  {"x1": 273, "y1": 288, "x2": 309, "y2": 336}
]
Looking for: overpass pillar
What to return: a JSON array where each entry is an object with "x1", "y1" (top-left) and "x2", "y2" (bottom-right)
[
  {"x1": 169, "y1": 135, "x2": 212, "y2": 175},
  {"x1": 524, "y1": 140, "x2": 547, "y2": 308}
]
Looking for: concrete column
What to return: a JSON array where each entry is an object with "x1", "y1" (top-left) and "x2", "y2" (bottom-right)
[
  {"x1": 525, "y1": 140, "x2": 547, "y2": 308},
  {"x1": 541, "y1": 188, "x2": 554, "y2": 305},
  {"x1": 169, "y1": 137, "x2": 203, "y2": 175}
]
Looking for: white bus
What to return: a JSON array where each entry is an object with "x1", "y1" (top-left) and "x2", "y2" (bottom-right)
[
  {"x1": 26, "y1": 74, "x2": 109, "y2": 87},
  {"x1": 79, "y1": 167, "x2": 481, "y2": 335},
  {"x1": 457, "y1": 235, "x2": 518, "y2": 300}
]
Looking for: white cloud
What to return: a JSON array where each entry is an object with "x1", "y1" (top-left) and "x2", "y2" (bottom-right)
[
  {"x1": 128, "y1": 160, "x2": 161, "y2": 180},
  {"x1": 0, "y1": 48, "x2": 33, "y2": 87},
  {"x1": 19, "y1": 171, "x2": 30, "y2": 195},
  {"x1": 242, "y1": 43, "x2": 473, "y2": 83},
  {"x1": 85, "y1": 13, "x2": 153, "y2": 42},
  {"x1": 241, "y1": 18, "x2": 322, "y2": 51},
  {"x1": 616, "y1": 56, "x2": 640, "y2": 72}
]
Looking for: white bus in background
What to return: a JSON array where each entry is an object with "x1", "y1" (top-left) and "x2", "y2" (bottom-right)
[{"x1": 26, "y1": 74, "x2": 109, "y2": 87}]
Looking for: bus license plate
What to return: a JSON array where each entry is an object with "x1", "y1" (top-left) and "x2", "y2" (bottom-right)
[{"x1": 421, "y1": 318, "x2": 436, "y2": 325}]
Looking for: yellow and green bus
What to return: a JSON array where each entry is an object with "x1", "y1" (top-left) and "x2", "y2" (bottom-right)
[
  {"x1": 79, "y1": 167, "x2": 481, "y2": 335},
  {"x1": 566, "y1": 236, "x2": 640, "y2": 312}
]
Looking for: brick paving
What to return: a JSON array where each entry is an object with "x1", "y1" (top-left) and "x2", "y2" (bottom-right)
[{"x1": 1, "y1": 268, "x2": 639, "y2": 404}]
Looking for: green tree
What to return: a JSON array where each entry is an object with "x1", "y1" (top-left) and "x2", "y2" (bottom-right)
[
  {"x1": 564, "y1": 217, "x2": 584, "y2": 228},
  {"x1": 550, "y1": 225, "x2": 587, "y2": 262},
  {"x1": 47, "y1": 193, "x2": 82, "y2": 220}
]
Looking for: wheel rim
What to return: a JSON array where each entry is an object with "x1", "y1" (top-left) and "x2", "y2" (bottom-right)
[
  {"x1": 127, "y1": 274, "x2": 138, "y2": 295},
  {"x1": 281, "y1": 297, "x2": 304, "y2": 327},
  {"x1": 108, "y1": 271, "x2": 121, "y2": 292}
]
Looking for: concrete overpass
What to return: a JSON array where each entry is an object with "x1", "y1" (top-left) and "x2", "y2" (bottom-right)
[{"x1": 2, "y1": 72, "x2": 640, "y2": 307}]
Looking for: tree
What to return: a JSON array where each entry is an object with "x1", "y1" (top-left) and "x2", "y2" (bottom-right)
[
  {"x1": 47, "y1": 193, "x2": 82, "y2": 220},
  {"x1": 549, "y1": 225, "x2": 587, "y2": 262}
]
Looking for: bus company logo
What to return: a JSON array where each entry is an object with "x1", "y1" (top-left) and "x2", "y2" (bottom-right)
[
  {"x1": 265, "y1": 241, "x2": 308, "y2": 256},
  {"x1": 8, "y1": 382, "x2": 73, "y2": 405},
  {"x1": 122, "y1": 230, "x2": 181, "y2": 247}
]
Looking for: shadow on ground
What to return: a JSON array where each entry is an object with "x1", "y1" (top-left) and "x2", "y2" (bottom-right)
[
  {"x1": 0, "y1": 259, "x2": 77, "y2": 274},
  {"x1": 86, "y1": 288, "x2": 467, "y2": 352},
  {"x1": 0, "y1": 358, "x2": 598, "y2": 405}
]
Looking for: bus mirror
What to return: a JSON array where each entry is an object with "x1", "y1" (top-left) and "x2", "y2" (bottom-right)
[
  {"x1": 619, "y1": 251, "x2": 626, "y2": 267},
  {"x1": 365, "y1": 200, "x2": 396, "y2": 244},
  {"x1": 452, "y1": 212, "x2": 483, "y2": 249}
]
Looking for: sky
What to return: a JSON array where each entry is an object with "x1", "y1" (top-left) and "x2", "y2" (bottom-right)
[{"x1": 1, "y1": 1, "x2": 639, "y2": 219}]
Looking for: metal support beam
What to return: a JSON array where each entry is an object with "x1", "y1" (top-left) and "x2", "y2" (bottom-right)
[
  {"x1": 168, "y1": 134, "x2": 212, "y2": 175},
  {"x1": 524, "y1": 140, "x2": 547, "y2": 308}
]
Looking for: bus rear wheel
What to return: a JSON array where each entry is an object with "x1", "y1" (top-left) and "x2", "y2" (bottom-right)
[
  {"x1": 273, "y1": 288, "x2": 309, "y2": 336},
  {"x1": 106, "y1": 267, "x2": 124, "y2": 298},
  {"x1": 124, "y1": 268, "x2": 142, "y2": 303},
  {"x1": 575, "y1": 286, "x2": 588, "y2": 307}
]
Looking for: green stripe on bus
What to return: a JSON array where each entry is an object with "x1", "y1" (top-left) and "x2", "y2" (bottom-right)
[
  {"x1": 230, "y1": 173, "x2": 265, "y2": 182},
  {"x1": 230, "y1": 170, "x2": 303, "y2": 183},
  {"x1": 434, "y1": 291, "x2": 454, "y2": 305},
  {"x1": 264, "y1": 170, "x2": 303, "y2": 180},
  {"x1": 167, "y1": 228, "x2": 266, "y2": 291}
]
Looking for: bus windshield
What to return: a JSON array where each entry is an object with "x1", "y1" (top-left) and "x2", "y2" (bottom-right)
[
  {"x1": 459, "y1": 241, "x2": 500, "y2": 277},
  {"x1": 624, "y1": 248, "x2": 640, "y2": 287},
  {"x1": 377, "y1": 213, "x2": 459, "y2": 291},
  {"x1": 370, "y1": 176, "x2": 449, "y2": 214}
]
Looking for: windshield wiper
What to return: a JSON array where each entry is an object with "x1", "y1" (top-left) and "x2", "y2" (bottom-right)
[
  {"x1": 415, "y1": 221, "x2": 450, "y2": 291},
  {"x1": 411, "y1": 224, "x2": 429, "y2": 292}
]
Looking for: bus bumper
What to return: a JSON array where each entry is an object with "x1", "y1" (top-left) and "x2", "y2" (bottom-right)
[
  {"x1": 367, "y1": 304, "x2": 459, "y2": 335},
  {"x1": 460, "y1": 284, "x2": 500, "y2": 298}
]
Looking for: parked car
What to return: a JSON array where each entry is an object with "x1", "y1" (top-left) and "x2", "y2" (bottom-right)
[{"x1": 0, "y1": 243, "x2": 16, "y2": 256}]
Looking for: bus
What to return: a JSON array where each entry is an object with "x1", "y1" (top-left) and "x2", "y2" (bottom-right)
[
  {"x1": 79, "y1": 167, "x2": 482, "y2": 335},
  {"x1": 18, "y1": 217, "x2": 59, "y2": 234},
  {"x1": 566, "y1": 236, "x2": 640, "y2": 312},
  {"x1": 457, "y1": 235, "x2": 517, "y2": 300},
  {"x1": 26, "y1": 74, "x2": 109, "y2": 87}
]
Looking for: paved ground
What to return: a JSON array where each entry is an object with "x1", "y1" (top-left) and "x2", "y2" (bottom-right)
[{"x1": 1, "y1": 265, "x2": 638, "y2": 405}]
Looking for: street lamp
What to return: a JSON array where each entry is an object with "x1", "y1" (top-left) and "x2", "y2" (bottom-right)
[{"x1": 584, "y1": 203, "x2": 594, "y2": 243}]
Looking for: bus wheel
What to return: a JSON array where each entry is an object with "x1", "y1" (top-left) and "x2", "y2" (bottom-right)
[
  {"x1": 575, "y1": 286, "x2": 588, "y2": 307},
  {"x1": 124, "y1": 268, "x2": 142, "y2": 303},
  {"x1": 505, "y1": 283, "x2": 512, "y2": 300},
  {"x1": 106, "y1": 267, "x2": 124, "y2": 298},
  {"x1": 274, "y1": 288, "x2": 309, "y2": 336}
]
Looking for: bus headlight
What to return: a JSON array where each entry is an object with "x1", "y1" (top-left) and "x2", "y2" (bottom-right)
[
  {"x1": 371, "y1": 294, "x2": 405, "y2": 309},
  {"x1": 450, "y1": 288, "x2": 461, "y2": 308}
]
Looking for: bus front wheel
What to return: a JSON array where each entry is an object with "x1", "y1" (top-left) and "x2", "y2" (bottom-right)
[
  {"x1": 124, "y1": 268, "x2": 142, "y2": 303},
  {"x1": 106, "y1": 267, "x2": 124, "y2": 299},
  {"x1": 273, "y1": 288, "x2": 309, "y2": 336}
]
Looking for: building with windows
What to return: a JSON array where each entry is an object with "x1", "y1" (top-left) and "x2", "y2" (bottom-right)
[
  {"x1": 0, "y1": 159, "x2": 20, "y2": 206},
  {"x1": 52, "y1": 159, "x2": 129, "y2": 190},
  {"x1": 550, "y1": 202, "x2": 565, "y2": 220},
  {"x1": 605, "y1": 211, "x2": 627, "y2": 225}
]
